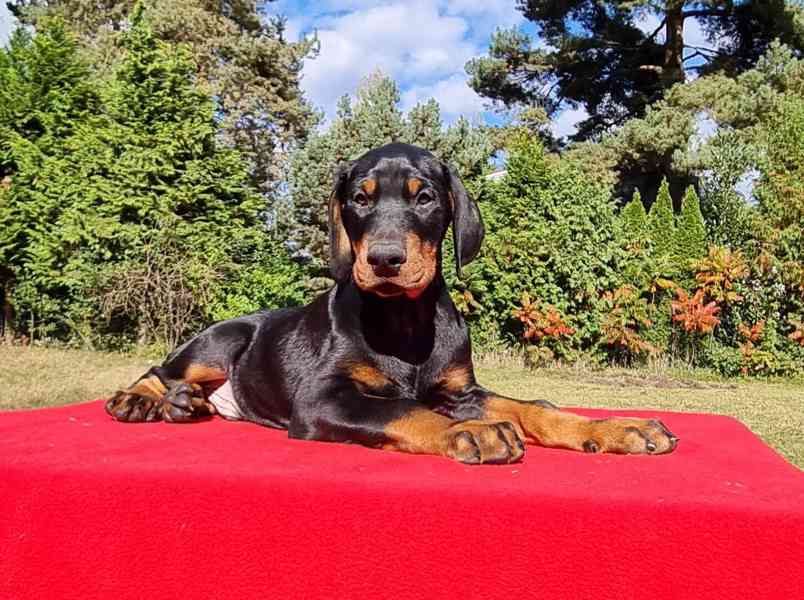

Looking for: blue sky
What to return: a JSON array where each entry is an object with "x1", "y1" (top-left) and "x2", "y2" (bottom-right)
[
  {"x1": 1, "y1": 1, "x2": 712, "y2": 139},
  {"x1": 0, "y1": 3, "x2": 15, "y2": 46}
]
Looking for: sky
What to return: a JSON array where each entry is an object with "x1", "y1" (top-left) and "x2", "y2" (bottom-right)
[
  {"x1": 1, "y1": 1, "x2": 714, "y2": 140},
  {"x1": 265, "y1": 0, "x2": 522, "y2": 124},
  {"x1": 265, "y1": 1, "x2": 712, "y2": 138},
  {"x1": 0, "y1": 3, "x2": 15, "y2": 46}
]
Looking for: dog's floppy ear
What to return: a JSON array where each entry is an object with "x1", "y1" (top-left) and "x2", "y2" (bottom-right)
[
  {"x1": 329, "y1": 161, "x2": 354, "y2": 281},
  {"x1": 445, "y1": 164, "x2": 484, "y2": 278}
]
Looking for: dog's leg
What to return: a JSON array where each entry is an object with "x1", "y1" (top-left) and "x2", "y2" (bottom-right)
[
  {"x1": 382, "y1": 408, "x2": 525, "y2": 464},
  {"x1": 479, "y1": 392, "x2": 678, "y2": 455},
  {"x1": 106, "y1": 319, "x2": 255, "y2": 423},
  {"x1": 289, "y1": 389, "x2": 525, "y2": 464}
]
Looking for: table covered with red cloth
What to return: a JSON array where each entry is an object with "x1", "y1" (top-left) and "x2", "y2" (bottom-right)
[{"x1": 2, "y1": 400, "x2": 803, "y2": 600}]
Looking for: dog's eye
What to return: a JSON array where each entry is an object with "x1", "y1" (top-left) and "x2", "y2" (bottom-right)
[
  {"x1": 417, "y1": 192, "x2": 433, "y2": 206},
  {"x1": 353, "y1": 193, "x2": 369, "y2": 206}
]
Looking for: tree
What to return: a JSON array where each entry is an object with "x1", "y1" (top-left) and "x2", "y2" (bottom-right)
[
  {"x1": 0, "y1": 19, "x2": 100, "y2": 339},
  {"x1": 0, "y1": 11, "x2": 300, "y2": 345},
  {"x1": 287, "y1": 72, "x2": 496, "y2": 272},
  {"x1": 8, "y1": 0, "x2": 318, "y2": 199},
  {"x1": 648, "y1": 178, "x2": 675, "y2": 259},
  {"x1": 620, "y1": 189, "x2": 649, "y2": 244},
  {"x1": 460, "y1": 133, "x2": 624, "y2": 348},
  {"x1": 467, "y1": 1, "x2": 804, "y2": 142},
  {"x1": 674, "y1": 185, "x2": 707, "y2": 266},
  {"x1": 567, "y1": 39, "x2": 804, "y2": 204}
]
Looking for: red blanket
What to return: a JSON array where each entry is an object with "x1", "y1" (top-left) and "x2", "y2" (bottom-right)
[{"x1": 2, "y1": 400, "x2": 802, "y2": 600}]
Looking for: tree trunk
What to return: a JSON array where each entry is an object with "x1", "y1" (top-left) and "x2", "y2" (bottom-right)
[
  {"x1": 1, "y1": 282, "x2": 13, "y2": 343},
  {"x1": 664, "y1": 2, "x2": 686, "y2": 86}
]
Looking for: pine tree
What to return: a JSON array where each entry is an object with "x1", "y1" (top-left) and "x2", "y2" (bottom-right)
[
  {"x1": 674, "y1": 185, "x2": 707, "y2": 266},
  {"x1": 467, "y1": 1, "x2": 804, "y2": 141},
  {"x1": 648, "y1": 179, "x2": 675, "y2": 259},
  {"x1": 620, "y1": 189, "x2": 648, "y2": 244}
]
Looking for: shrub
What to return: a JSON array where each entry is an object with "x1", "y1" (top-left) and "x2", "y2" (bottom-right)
[
  {"x1": 620, "y1": 190, "x2": 649, "y2": 247},
  {"x1": 597, "y1": 285, "x2": 657, "y2": 364},
  {"x1": 512, "y1": 292, "x2": 575, "y2": 364},
  {"x1": 460, "y1": 133, "x2": 624, "y2": 351},
  {"x1": 693, "y1": 247, "x2": 750, "y2": 304}
]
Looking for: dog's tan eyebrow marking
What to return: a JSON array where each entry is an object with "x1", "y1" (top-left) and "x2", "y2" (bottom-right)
[
  {"x1": 406, "y1": 178, "x2": 422, "y2": 196},
  {"x1": 361, "y1": 178, "x2": 377, "y2": 196}
]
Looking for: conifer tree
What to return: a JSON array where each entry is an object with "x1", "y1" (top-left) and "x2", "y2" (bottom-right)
[
  {"x1": 674, "y1": 185, "x2": 707, "y2": 265},
  {"x1": 0, "y1": 10, "x2": 285, "y2": 342},
  {"x1": 0, "y1": 19, "x2": 100, "y2": 338},
  {"x1": 467, "y1": 1, "x2": 804, "y2": 141},
  {"x1": 648, "y1": 178, "x2": 675, "y2": 259},
  {"x1": 9, "y1": 0, "x2": 318, "y2": 198},
  {"x1": 620, "y1": 189, "x2": 649, "y2": 244}
]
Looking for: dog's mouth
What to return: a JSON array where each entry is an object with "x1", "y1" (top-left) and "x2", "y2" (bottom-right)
[
  {"x1": 371, "y1": 282, "x2": 406, "y2": 297},
  {"x1": 367, "y1": 278, "x2": 429, "y2": 299}
]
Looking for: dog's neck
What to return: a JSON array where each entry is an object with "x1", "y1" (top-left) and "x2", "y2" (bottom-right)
[{"x1": 350, "y1": 277, "x2": 446, "y2": 364}]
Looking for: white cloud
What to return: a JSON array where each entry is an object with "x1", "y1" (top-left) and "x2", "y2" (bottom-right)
[
  {"x1": 401, "y1": 73, "x2": 486, "y2": 120},
  {"x1": 550, "y1": 105, "x2": 588, "y2": 139},
  {"x1": 298, "y1": 1, "x2": 479, "y2": 119},
  {"x1": 1, "y1": 3, "x2": 17, "y2": 47}
]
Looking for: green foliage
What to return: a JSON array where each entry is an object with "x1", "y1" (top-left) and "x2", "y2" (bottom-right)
[
  {"x1": 458, "y1": 133, "x2": 622, "y2": 351},
  {"x1": 0, "y1": 13, "x2": 307, "y2": 347},
  {"x1": 2, "y1": 7, "x2": 803, "y2": 381},
  {"x1": 467, "y1": 1, "x2": 804, "y2": 141},
  {"x1": 648, "y1": 179, "x2": 676, "y2": 260},
  {"x1": 597, "y1": 285, "x2": 657, "y2": 365},
  {"x1": 9, "y1": 0, "x2": 318, "y2": 198},
  {"x1": 696, "y1": 133, "x2": 760, "y2": 250},
  {"x1": 674, "y1": 186, "x2": 707, "y2": 267},
  {"x1": 207, "y1": 234, "x2": 312, "y2": 322},
  {"x1": 593, "y1": 40, "x2": 804, "y2": 203},
  {"x1": 620, "y1": 190, "x2": 648, "y2": 245}
]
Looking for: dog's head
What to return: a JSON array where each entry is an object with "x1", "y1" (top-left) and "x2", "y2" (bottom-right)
[{"x1": 329, "y1": 143, "x2": 484, "y2": 299}]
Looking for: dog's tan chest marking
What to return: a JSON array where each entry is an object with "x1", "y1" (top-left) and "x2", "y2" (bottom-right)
[{"x1": 436, "y1": 364, "x2": 473, "y2": 393}]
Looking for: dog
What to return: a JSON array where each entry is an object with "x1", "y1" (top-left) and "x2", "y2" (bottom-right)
[{"x1": 105, "y1": 143, "x2": 678, "y2": 464}]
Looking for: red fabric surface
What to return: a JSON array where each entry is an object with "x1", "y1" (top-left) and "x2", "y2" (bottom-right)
[{"x1": 2, "y1": 400, "x2": 802, "y2": 600}]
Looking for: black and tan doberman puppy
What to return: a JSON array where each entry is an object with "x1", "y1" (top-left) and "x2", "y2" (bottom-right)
[{"x1": 106, "y1": 143, "x2": 678, "y2": 464}]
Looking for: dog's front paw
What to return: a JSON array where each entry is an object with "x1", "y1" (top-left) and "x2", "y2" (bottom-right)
[
  {"x1": 105, "y1": 382, "x2": 216, "y2": 423},
  {"x1": 445, "y1": 421, "x2": 526, "y2": 464},
  {"x1": 161, "y1": 383, "x2": 216, "y2": 422},
  {"x1": 105, "y1": 391, "x2": 163, "y2": 422},
  {"x1": 583, "y1": 418, "x2": 678, "y2": 455}
]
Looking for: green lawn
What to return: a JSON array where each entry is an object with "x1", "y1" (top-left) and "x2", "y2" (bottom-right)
[{"x1": 2, "y1": 344, "x2": 802, "y2": 468}]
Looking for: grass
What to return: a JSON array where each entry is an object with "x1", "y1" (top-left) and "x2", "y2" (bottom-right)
[
  {"x1": 2, "y1": 344, "x2": 802, "y2": 468},
  {"x1": 0, "y1": 344, "x2": 153, "y2": 411}
]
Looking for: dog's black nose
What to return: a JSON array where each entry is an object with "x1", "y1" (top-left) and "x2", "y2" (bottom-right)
[{"x1": 367, "y1": 241, "x2": 407, "y2": 275}]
